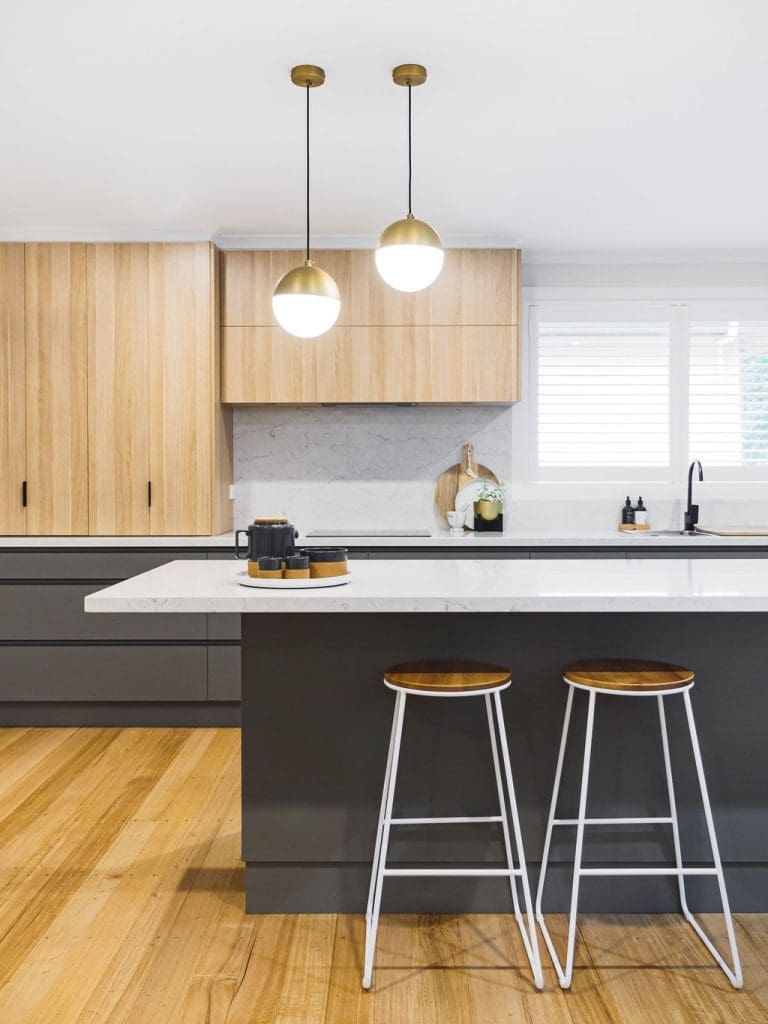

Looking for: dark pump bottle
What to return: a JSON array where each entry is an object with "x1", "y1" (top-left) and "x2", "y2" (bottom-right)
[
  {"x1": 634, "y1": 496, "x2": 648, "y2": 525},
  {"x1": 621, "y1": 496, "x2": 635, "y2": 525}
]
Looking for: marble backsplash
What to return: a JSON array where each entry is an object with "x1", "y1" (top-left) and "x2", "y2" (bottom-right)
[
  {"x1": 233, "y1": 405, "x2": 514, "y2": 532},
  {"x1": 233, "y1": 406, "x2": 768, "y2": 534}
]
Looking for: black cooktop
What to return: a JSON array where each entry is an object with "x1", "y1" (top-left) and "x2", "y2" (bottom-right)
[{"x1": 306, "y1": 529, "x2": 431, "y2": 538}]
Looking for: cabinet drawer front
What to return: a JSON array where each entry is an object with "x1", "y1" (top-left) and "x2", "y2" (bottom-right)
[
  {"x1": 0, "y1": 584, "x2": 206, "y2": 641},
  {"x1": 208, "y1": 645, "x2": 241, "y2": 701},
  {"x1": 0, "y1": 551, "x2": 206, "y2": 580},
  {"x1": 208, "y1": 614, "x2": 240, "y2": 640},
  {"x1": 0, "y1": 645, "x2": 207, "y2": 702}
]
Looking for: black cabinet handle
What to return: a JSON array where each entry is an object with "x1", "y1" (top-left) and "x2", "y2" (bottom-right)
[
  {"x1": 21, "y1": 481, "x2": 27, "y2": 508},
  {"x1": 148, "y1": 481, "x2": 152, "y2": 507}
]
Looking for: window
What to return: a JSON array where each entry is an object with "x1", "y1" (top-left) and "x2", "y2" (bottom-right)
[
  {"x1": 689, "y1": 321, "x2": 768, "y2": 469},
  {"x1": 530, "y1": 301, "x2": 768, "y2": 482},
  {"x1": 537, "y1": 320, "x2": 670, "y2": 473}
]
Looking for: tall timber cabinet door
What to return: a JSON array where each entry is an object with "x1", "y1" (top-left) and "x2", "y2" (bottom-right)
[
  {"x1": 25, "y1": 244, "x2": 89, "y2": 534},
  {"x1": 148, "y1": 243, "x2": 215, "y2": 535},
  {"x1": 0, "y1": 245, "x2": 26, "y2": 534},
  {"x1": 87, "y1": 244, "x2": 151, "y2": 534}
]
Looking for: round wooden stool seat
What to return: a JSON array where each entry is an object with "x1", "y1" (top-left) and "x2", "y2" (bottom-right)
[
  {"x1": 383, "y1": 660, "x2": 512, "y2": 694},
  {"x1": 563, "y1": 658, "x2": 694, "y2": 693}
]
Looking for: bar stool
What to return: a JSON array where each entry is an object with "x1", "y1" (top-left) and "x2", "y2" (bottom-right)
[
  {"x1": 535, "y1": 659, "x2": 742, "y2": 990},
  {"x1": 362, "y1": 660, "x2": 543, "y2": 991}
]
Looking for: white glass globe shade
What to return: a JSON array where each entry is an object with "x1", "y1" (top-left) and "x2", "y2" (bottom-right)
[
  {"x1": 375, "y1": 215, "x2": 444, "y2": 293},
  {"x1": 272, "y1": 292, "x2": 340, "y2": 339},
  {"x1": 271, "y1": 262, "x2": 341, "y2": 339},
  {"x1": 375, "y1": 243, "x2": 444, "y2": 293}
]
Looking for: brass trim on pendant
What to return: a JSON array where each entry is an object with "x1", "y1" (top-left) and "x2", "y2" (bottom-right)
[
  {"x1": 273, "y1": 260, "x2": 340, "y2": 302},
  {"x1": 378, "y1": 214, "x2": 442, "y2": 249}
]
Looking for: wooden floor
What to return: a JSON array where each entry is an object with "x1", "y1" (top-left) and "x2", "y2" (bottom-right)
[{"x1": 0, "y1": 728, "x2": 765, "y2": 1024}]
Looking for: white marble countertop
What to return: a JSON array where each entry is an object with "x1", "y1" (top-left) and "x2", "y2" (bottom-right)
[
  {"x1": 85, "y1": 557, "x2": 768, "y2": 614},
  {"x1": 3, "y1": 528, "x2": 768, "y2": 549}
]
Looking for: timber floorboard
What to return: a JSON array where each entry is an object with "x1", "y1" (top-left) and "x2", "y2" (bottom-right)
[{"x1": 0, "y1": 727, "x2": 763, "y2": 1023}]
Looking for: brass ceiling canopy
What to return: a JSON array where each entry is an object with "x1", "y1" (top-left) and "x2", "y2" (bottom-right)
[
  {"x1": 392, "y1": 64, "x2": 427, "y2": 87},
  {"x1": 290, "y1": 64, "x2": 326, "y2": 88}
]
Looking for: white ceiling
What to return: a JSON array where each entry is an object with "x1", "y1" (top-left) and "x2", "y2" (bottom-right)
[{"x1": 1, "y1": 0, "x2": 767, "y2": 257}]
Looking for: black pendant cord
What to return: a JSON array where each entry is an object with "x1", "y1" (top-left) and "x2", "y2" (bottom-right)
[
  {"x1": 305, "y1": 84, "x2": 311, "y2": 262},
  {"x1": 407, "y1": 83, "x2": 413, "y2": 216}
]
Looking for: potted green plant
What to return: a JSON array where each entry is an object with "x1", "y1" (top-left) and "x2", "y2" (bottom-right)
[{"x1": 474, "y1": 480, "x2": 505, "y2": 523}]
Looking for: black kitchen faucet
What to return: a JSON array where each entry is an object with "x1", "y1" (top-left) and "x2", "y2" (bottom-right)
[{"x1": 684, "y1": 460, "x2": 704, "y2": 532}]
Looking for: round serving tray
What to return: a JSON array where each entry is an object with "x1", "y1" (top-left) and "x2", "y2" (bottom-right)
[{"x1": 236, "y1": 571, "x2": 351, "y2": 590}]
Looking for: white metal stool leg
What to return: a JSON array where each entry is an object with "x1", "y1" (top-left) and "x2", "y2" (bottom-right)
[
  {"x1": 485, "y1": 694, "x2": 522, "y2": 916},
  {"x1": 491, "y1": 690, "x2": 544, "y2": 989},
  {"x1": 535, "y1": 684, "x2": 575, "y2": 984},
  {"x1": 658, "y1": 695, "x2": 692, "y2": 917},
  {"x1": 365, "y1": 690, "x2": 405, "y2": 926},
  {"x1": 536, "y1": 686, "x2": 597, "y2": 988},
  {"x1": 362, "y1": 690, "x2": 406, "y2": 990},
  {"x1": 681, "y1": 690, "x2": 743, "y2": 988}
]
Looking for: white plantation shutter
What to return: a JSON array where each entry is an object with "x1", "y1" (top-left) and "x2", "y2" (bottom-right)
[
  {"x1": 536, "y1": 320, "x2": 671, "y2": 471},
  {"x1": 689, "y1": 321, "x2": 768, "y2": 468}
]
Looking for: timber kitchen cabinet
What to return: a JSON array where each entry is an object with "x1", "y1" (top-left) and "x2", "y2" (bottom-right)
[
  {"x1": 220, "y1": 248, "x2": 520, "y2": 404},
  {"x1": 87, "y1": 243, "x2": 152, "y2": 535},
  {"x1": 87, "y1": 242, "x2": 231, "y2": 535},
  {"x1": 0, "y1": 242, "x2": 232, "y2": 536},
  {"x1": 146, "y1": 243, "x2": 231, "y2": 536},
  {"x1": 0, "y1": 245, "x2": 26, "y2": 535},
  {"x1": 25, "y1": 244, "x2": 90, "y2": 534}
]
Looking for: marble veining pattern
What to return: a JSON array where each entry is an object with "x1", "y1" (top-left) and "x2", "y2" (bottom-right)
[{"x1": 233, "y1": 405, "x2": 514, "y2": 531}]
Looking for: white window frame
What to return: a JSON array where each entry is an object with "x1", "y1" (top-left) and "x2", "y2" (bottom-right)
[{"x1": 526, "y1": 297, "x2": 768, "y2": 487}]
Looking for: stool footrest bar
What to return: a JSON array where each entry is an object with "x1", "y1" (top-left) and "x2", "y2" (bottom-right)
[
  {"x1": 578, "y1": 867, "x2": 719, "y2": 877},
  {"x1": 384, "y1": 867, "x2": 523, "y2": 877},
  {"x1": 553, "y1": 816, "x2": 674, "y2": 826},
  {"x1": 389, "y1": 816, "x2": 503, "y2": 825}
]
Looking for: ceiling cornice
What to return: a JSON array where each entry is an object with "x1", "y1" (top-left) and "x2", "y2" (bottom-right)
[{"x1": 2, "y1": 229, "x2": 768, "y2": 266}]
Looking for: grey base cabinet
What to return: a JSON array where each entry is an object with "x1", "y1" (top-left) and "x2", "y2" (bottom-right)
[{"x1": 0, "y1": 547, "x2": 240, "y2": 724}]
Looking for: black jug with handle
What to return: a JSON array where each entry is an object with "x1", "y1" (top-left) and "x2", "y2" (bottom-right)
[{"x1": 235, "y1": 518, "x2": 299, "y2": 563}]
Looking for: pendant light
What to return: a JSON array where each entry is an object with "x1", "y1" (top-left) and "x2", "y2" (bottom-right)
[
  {"x1": 272, "y1": 65, "x2": 340, "y2": 339},
  {"x1": 375, "y1": 64, "x2": 444, "y2": 293}
]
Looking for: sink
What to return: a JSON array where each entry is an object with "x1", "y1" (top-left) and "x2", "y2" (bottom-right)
[{"x1": 647, "y1": 529, "x2": 702, "y2": 537}]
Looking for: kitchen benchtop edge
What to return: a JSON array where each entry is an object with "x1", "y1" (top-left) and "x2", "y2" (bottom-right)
[{"x1": 1, "y1": 529, "x2": 767, "y2": 549}]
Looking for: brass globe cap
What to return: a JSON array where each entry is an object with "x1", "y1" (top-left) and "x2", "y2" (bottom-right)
[
  {"x1": 377, "y1": 215, "x2": 442, "y2": 250},
  {"x1": 273, "y1": 259, "x2": 340, "y2": 301}
]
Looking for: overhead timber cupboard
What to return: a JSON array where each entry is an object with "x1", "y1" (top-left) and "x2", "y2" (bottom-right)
[
  {"x1": 220, "y1": 248, "x2": 521, "y2": 403},
  {"x1": 86, "y1": 556, "x2": 768, "y2": 916}
]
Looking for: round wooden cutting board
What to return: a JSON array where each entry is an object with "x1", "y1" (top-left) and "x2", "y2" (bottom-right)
[{"x1": 434, "y1": 443, "x2": 500, "y2": 524}]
